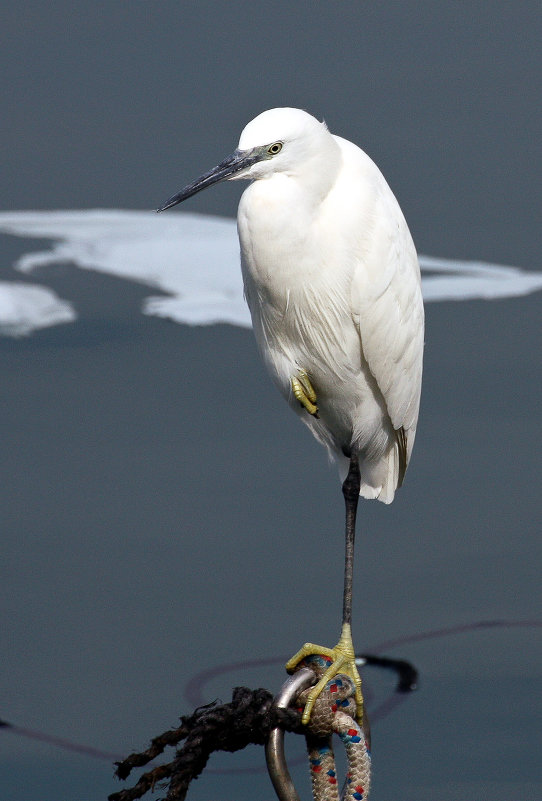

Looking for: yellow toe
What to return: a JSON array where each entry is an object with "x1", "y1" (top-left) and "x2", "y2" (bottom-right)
[{"x1": 285, "y1": 624, "x2": 364, "y2": 725}]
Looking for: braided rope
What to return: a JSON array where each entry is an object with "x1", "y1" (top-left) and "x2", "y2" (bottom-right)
[
  {"x1": 111, "y1": 657, "x2": 378, "y2": 801},
  {"x1": 294, "y1": 656, "x2": 371, "y2": 801}
]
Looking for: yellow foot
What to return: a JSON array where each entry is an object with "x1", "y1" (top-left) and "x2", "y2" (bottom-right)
[
  {"x1": 291, "y1": 370, "x2": 319, "y2": 417},
  {"x1": 285, "y1": 623, "x2": 363, "y2": 725}
]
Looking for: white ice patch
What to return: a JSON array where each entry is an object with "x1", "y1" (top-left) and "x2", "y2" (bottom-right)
[
  {"x1": 0, "y1": 209, "x2": 541, "y2": 337},
  {"x1": 0, "y1": 281, "x2": 75, "y2": 337},
  {"x1": 420, "y1": 255, "x2": 542, "y2": 301}
]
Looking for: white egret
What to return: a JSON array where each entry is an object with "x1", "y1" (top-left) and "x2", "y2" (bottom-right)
[{"x1": 158, "y1": 107, "x2": 424, "y2": 724}]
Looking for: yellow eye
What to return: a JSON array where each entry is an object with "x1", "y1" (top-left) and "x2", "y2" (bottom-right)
[{"x1": 267, "y1": 142, "x2": 283, "y2": 155}]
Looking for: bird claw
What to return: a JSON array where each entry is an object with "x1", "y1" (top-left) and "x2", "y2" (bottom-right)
[
  {"x1": 291, "y1": 370, "x2": 319, "y2": 417},
  {"x1": 285, "y1": 623, "x2": 364, "y2": 725}
]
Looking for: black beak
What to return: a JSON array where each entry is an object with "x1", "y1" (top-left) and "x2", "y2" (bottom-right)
[{"x1": 157, "y1": 148, "x2": 262, "y2": 212}]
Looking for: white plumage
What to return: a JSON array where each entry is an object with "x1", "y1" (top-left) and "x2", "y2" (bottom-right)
[
  {"x1": 158, "y1": 107, "x2": 423, "y2": 504},
  {"x1": 234, "y1": 108, "x2": 423, "y2": 502}
]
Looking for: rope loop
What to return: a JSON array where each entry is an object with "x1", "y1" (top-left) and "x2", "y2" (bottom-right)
[{"x1": 267, "y1": 655, "x2": 371, "y2": 801}]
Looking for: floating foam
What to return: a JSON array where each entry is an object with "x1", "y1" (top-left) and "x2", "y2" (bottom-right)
[
  {"x1": 0, "y1": 280, "x2": 75, "y2": 337},
  {"x1": 0, "y1": 209, "x2": 541, "y2": 337}
]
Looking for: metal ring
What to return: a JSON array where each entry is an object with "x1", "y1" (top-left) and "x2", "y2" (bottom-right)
[{"x1": 265, "y1": 668, "x2": 315, "y2": 801}]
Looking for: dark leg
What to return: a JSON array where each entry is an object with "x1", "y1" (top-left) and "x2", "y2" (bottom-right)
[
  {"x1": 342, "y1": 453, "x2": 361, "y2": 627},
  {"x1": 285, "y1": 451, "x2": 364, "y2": 724}
]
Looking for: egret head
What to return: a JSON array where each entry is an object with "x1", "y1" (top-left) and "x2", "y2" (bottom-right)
[{"x1": 157, "y1": 108, "x2": 332, "y2": 212}]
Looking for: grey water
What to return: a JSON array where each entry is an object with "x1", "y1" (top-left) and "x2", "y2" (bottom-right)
[{"x1": 1, "y1": 3, "x2": 541, "y2": 800}]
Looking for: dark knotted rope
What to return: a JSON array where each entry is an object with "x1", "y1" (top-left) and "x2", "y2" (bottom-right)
[
  {"x1": 109, "y1": 687, "x2": 304, "y2": 801},
  {"x1": 109, "y1": 655, "x2": 416, "y2": 801}
]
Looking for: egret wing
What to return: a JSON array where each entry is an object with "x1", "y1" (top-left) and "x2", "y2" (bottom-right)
[{"x1": 350, "y1": 187, "x2": 424, "y2": 465}]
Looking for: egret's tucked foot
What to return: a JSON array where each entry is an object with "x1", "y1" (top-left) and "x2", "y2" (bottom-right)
[
  {"x1": 285, "y1": 623, "x2": 363, "y2": 725},
  {"x1": 291, "y1": 370, "x2": 319, "y2": 417}
]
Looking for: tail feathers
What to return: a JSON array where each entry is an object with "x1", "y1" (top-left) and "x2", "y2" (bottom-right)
[{"x1": 337, "y1": 437, "x2": 403, "y2": 505}]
